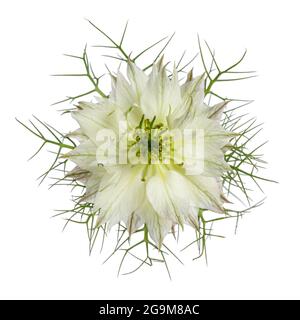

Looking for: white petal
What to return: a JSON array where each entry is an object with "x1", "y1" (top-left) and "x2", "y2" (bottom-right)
[
  {"x1": 95, "y1": 166, "x2": 145, "y2": 228},
  {"x1": 188, "y1": 175, "x2": 225, "y2": 213},
  {"x1": 66, "y1": 140, "x2": 98, "y2": 171},
  {"x1": 127, "y1": 62, "x2": 148, "y2": 100},
  {"x1": 112, "y1": 72, "x2": 135, "y2": 112},
  {"x1": 135, "y1": 199, "x2": 172, "y2": 248},
  {"x1": 140, "y1": 64, "x2": 172, "y2": 121},
  {"x1": 169, "y1": 74, "x2": 205, "y2": 128},
  {"x1": 72, "y1": 102, "x2": 122, "y2": 142},
  {"x1": 146, "y1": 168, "x2": 184, "y2": 226},
  {"x1": 207, "y1": 101, "x2": 229, "y2": 120},
  {"x1": 126, "y1": 212, "x2": 143, "y2": 235}
]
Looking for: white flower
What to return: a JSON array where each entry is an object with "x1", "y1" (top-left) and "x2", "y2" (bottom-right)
[{"x1": 67, "y1": 60, "x2": 233, "y2": 248}]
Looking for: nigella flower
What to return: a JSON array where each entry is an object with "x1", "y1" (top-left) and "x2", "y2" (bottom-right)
[
  {"x1": 18, "y1": 22, "x2": 274, "y2": 275},
  {"x1": 66, "y1": 59, "x2": 233, "y2": 247}
]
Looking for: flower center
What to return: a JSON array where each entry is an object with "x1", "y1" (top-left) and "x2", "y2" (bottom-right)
[{"x1": 128, "y1": 116, "x2": 175, "y2": 165}]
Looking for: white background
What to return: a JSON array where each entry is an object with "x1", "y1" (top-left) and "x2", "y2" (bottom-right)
[{"x1": 0, "y1": 0, "x2": 299, "y2": 299}]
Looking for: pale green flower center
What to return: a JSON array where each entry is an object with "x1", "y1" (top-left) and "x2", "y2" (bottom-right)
[{"x1": 128, "y1": 116, "x2": 176, "y2": 165}]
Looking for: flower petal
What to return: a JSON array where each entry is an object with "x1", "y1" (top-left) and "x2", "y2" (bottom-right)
[
  {"x1": 135, "y1": 199, "x2": 172, "y2": 248},
  {"x1": 95, "y1": 165, "x2": 145, "y2": 229}
]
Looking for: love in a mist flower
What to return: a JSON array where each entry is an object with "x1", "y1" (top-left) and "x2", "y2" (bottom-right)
[
  {"x1": 18, "y1": 22, "x2": 274, "y2": 276},
  {"x1": 66, "y1": 60, "x2": 233, "y2": 247}
]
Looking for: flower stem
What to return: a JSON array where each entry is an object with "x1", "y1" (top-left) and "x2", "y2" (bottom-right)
[{"x1": 144, "y1": 224, "x2": 149, "y2": 257}]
